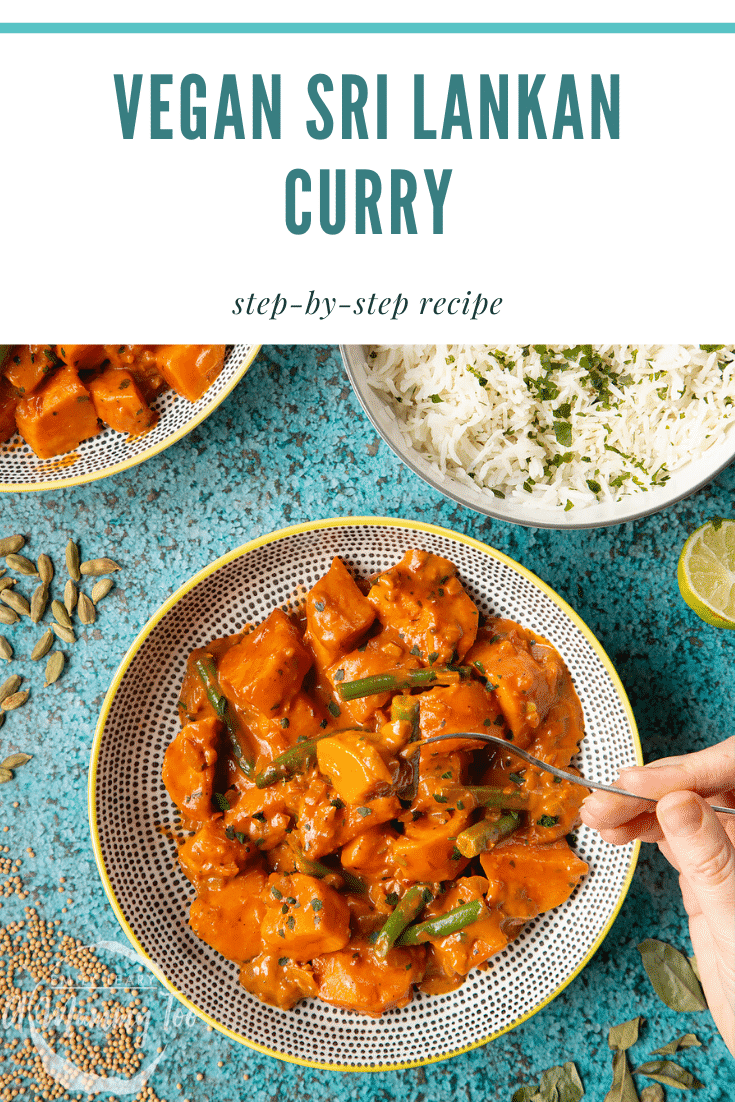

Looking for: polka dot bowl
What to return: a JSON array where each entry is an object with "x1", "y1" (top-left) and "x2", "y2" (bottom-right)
[
  {"x1": 89, "y1": 517, "x2": 641, "y2": 1070},
  {"x1": 0, "y1": 344, "x2": 260, "y2": 492}
]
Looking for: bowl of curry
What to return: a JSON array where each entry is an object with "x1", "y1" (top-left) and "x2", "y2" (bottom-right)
[
  {"x1": 90, "y1": 517, "x2": 641, "y2": 1070},
  {"x1": 0, "y1": 344, "x2": 260, "y2": 491}
]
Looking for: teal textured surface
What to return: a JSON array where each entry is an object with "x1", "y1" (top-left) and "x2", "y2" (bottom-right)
[{"x1": 0, "y1": 344, "x2": 733, "y2": 1100}]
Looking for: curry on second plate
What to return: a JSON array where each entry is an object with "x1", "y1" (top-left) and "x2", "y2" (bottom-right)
[
  {"x1": 162, "y1": 549, "x2": 589, "y2": 1018},
  {"x1": 0, "y1": 345, "x2": 226, "y2": 459}
]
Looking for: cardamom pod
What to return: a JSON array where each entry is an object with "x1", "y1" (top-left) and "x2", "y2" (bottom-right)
[
  {"x1": 77, "y1": 593, "x2": 96, "y2": 625},
  {"x1": 30, "y1": 584, "x2": 48, "y2": 623},
  {"x1": 0, "y1": 636, "x2": 12, "y2": 661},
  {"x1": 0, "y1": 767, "x2": 12, "y2": 784},
  {"x1": 0, "y1": 675, "x2": 21, "y2": 703},
  {"x1": 0, "y1": 607, "x2": 19, "y2": 626},
  {"x1": 44, "y1": 651, "x2": 65, "y2": 686},
  {"x1": 5, "y1": 553, "x2": 38, "y2": 576},
  {"x1": 0, "y1": 577, "x2": 15, "y2": 592},
  {"x1": 64, "y1": 580, "x2": 78, "y2": 615},
  {"x1": 51, "y1": 600, "x2": 73, "y2": 630},
  {"x1": 52, "y1": 623, "x2": 76, "y2": 645},
  {"x1": 66, "y1": 539, "x2": 81, "y2": 582},
  {"x1": 37, "y1": 553, "x2": 54, "y2": 584},
  {"x1": 0, "y1": 535, "x2": 25, "y2": 556},
  {"x1": 80, "y1": 557, "x2": 121, "y2": 576},
  {"x1": 1, "y1": 752, "x2": 31, "y2": 769},
  {"x1": 0, "y1": 590, "x2": 30, "y2": 617},
  {"x1": 32, "y1": 628, "x2": 54, "y2": 661},
  {"x1": 91, "y1": 578, "x2": 114, "y2": 604},
  {"x1": 1, "y1": 690, "x2": 29, "y2": 711}
]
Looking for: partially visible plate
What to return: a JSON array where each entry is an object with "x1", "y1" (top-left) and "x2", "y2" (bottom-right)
[
  {"x1": 342, "y1": 344, "x2": 735, "y2": 529},
  {"x1": 89, "y1": 517, "x2": 641, "y2": 1071},
  {"x1": 0, "y1": 344, "x2": 260, "y2": 492}
]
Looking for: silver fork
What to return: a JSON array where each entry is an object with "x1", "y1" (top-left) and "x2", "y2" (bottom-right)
[{"x1": 404, "y1": 731, "x2": 735, "y2": 816}]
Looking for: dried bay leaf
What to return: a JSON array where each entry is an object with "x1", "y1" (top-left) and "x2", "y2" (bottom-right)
[
  {"x1": 609, "y1": 1018, "x2": 643, "y2": 1051},
  {"x1": 633, "y1": 1060, "x2": 703, "y2": 1090},
  {"x1": 512, "y1": 1062, "x2": 584, "y2": 1102},
  {"x1": 512, "y1": 1089, "x2": 539, "y2": 1102},
  {"x1": 637, "y1": 940, "x2": 707, "y2": 1012},
  {"x1": 605, "y1": 1051, "x2": 640, "y2": 1102},
  {"x1": 640, "y1": 1087, "x2": 664, "y2": 1102},
  {"x1": 540, "y1": 1063, "x2": 584, "y2": 1102},
  {"x1": 651, "y1": 1034, "x2": 701, "y2": 1056}
]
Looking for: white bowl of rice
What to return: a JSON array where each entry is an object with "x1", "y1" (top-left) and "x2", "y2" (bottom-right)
[{"x1": 341, "y1": 344, "x2": 735, "y2": 529}]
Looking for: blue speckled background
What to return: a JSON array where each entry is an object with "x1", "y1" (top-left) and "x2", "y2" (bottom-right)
[{"x1": 1, "y1": 345, "x2": 733, "y2": 1101}]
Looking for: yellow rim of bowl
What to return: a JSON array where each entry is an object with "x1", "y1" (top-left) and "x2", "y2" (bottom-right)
[
  {"x1": 0, "y1": 345, "x2": 261, "y2": 493},
  {"x1": 88, "y1": 515, "x2": 642, "y2": 1072}
]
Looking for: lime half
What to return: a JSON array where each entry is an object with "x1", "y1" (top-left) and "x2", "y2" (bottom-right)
[{"x1": 678, "y1": 518, "x2": 735, "y2": 628}]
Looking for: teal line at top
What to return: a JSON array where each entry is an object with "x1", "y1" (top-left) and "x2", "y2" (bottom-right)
[{"x1": 0, "y1": 21, "x2": 734, "y2": 33}]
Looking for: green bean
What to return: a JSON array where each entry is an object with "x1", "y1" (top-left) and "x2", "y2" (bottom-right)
[
  {"x1": 445, "y1": 785, "x2": 530, "y2": 811},
  {"x1": 292, "y1": 847, "x2": 366, "y2": 894},
  {"x1": 455, "y1": 810, "x2": 520, "y2": 859},
  {"x1": 398, "y1": 900, "x2": 484, "y2": 945},
  {"x1": 339, "y1": 666, "x2": 474, "y2": 701},
  {"x1": 392, "y1": 695, "x2": 421, "y2": 802},
  {"x1": 195, "y1": 656, "x2": 253, "y2": 776},
  {"x1": 374, "y1": 884, "x2": 433, "y2": 957},
  {"x1": 255, "y1": 727, "x2": 368, "y2": 789},
  {"x1": 255, "y1": 737, "x2": 321, "y2": 788}
]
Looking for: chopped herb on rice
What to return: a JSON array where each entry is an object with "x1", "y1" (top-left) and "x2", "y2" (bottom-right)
[{"x1": 365, "y1": 345, "x2": 735, "y2": 509}]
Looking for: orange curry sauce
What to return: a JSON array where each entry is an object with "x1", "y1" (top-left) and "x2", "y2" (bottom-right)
[
  {"x1": 0, "y1": 345, "x2": 226, "y2": 458},
  {"x1": 162, "y1": 550, "x2": 589, "y2": 1017}
]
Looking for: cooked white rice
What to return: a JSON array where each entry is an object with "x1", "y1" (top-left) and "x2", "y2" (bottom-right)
[{"x1": 365, "y1": 345, "x2": 735, "y2": 510}]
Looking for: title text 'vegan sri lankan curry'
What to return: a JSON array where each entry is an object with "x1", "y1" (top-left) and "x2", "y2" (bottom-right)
[{"x1": 163, "y1": 550, "x2": 589, "y2": 1016}]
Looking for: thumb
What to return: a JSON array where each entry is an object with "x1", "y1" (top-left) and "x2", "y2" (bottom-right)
[{"x1": 656, "y1": 791, "x2": 735, "y2": 936}]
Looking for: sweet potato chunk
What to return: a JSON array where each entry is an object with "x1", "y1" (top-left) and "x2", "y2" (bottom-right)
[
  {"x1": 467, "y1": 622, "x2": 564, "y2": 747},
  {"x1": 178, "y1": 818, "x2": 256, "y2": 890},
  {"x1": 239, "y1": 953, "x2": 317, "y2": 1009},
  {"x1": 155, "y1": 344, "x2": 226, "y2": 402},
  {"x1": 316, "y1": 731, "x2": 393, "y2": 805},
  {"x1": 162, "y1": 716, "x2": 222, "y2": 823},
  {"x1": 480, "y1": 839, "x2": 588, "y2": 918},
  {"x1": 261, "y1": 873, "x2": 350, "y2": 960},
  {"x1": 313, "y1": 941, "x2": 425, "y2": 1017},
  {"x1": 328, "y1": 634, "x2": 420, "y2": 726},
  {"x1": 15, "y1": 366, "x2": 99, "y2": 458},
  {"x1": 189, "y1": 868, "x2": 268, "y2": 962},
  {"x1": 87, "y1": 368, "x2": 157, "y2": 436},
  {"x1": 218, "y1": 609, "x2": 312, "y2": 719},
  {"x1": 55, "y1": 345, "x2": 107, "y2": 370},
  {"x1": 3, "y1": 345, "x2": 56, "y2": 396},
  {"x1": 418, "y1": 680, "x2": 504, "y2": 754},
  {"x1": 420, "y1": 876, "x2": 509, "y2": 978},
  {"x1": 368, "y1": 549, "x2": 479, "y2": 663},
  {"x1": 305, "y1": 556, "x2": 376, "y2": 665},
  {"x1": 392, "y1": 807, "x2": 472, "y2": 882}
]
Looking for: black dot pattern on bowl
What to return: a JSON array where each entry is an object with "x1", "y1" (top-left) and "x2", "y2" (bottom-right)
[
  {"x1": 92, "y1": 522, "x2": 639, "y2": 1069},
  {"x1": 0, "y1": 345, "x2": 256, "y2": 486}
]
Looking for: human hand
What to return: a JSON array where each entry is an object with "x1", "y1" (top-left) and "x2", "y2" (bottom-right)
[{"x1": 580, "y1": 737, "x2": 735, "y2": 1057}]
